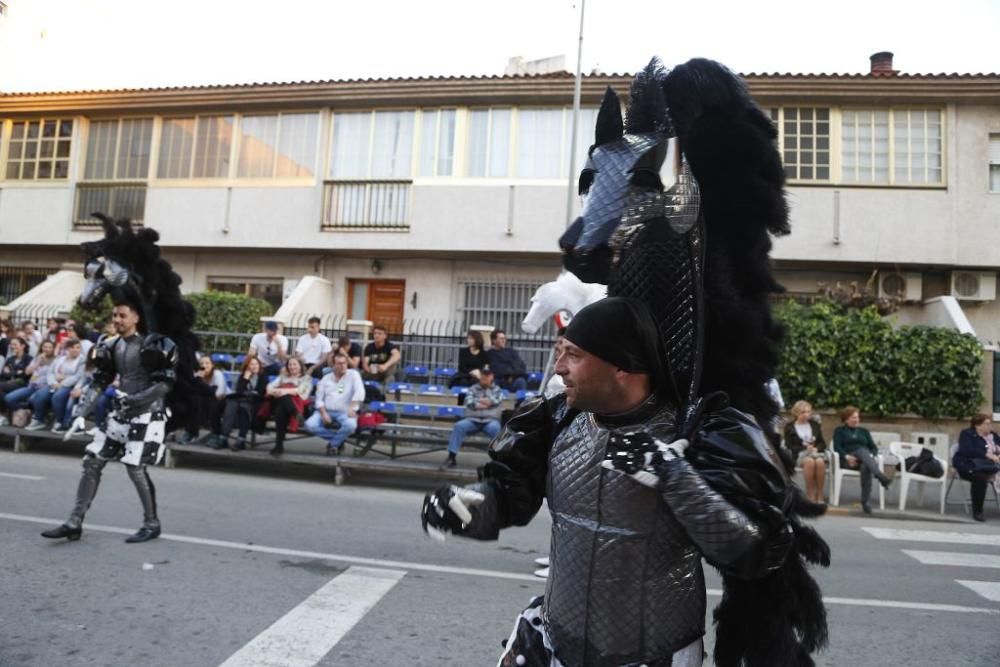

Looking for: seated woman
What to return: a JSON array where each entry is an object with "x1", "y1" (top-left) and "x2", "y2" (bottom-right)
[
  {"x1": 832, "y1": 406, "x2": 891, "y2": 513},
  {"x1": 0, "y1": 337, "x2": 32, "y2": 423},
  {"x1": 3, "y1": 340, "x2": 57, "y2": 421},
  {"x1": 783, "y1": 400, "x2": 828, "y2": 504},
  {"x1": 448, "y1": 330, "x2": 486, "y2": 388},
  {"x1": 180, "y1": 355, "x2": 229, "y2": 444},
  {"x1": 257, "y1": 357, "x2": 311, "y2": 457},
  {"x1": 218, "y1": 356, "x2": 265, "y2": 451},
  {"x1": 954, "y1": 413, "x2": 1000, "y2": 522}
]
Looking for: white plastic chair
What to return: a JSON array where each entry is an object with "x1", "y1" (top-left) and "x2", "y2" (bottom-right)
[
  {"x1": 831, "y1": 450, "x2": 885, "y2": 509},
  {"x1": 890, "y1": 441, "x2": 948, "y2": 513}
]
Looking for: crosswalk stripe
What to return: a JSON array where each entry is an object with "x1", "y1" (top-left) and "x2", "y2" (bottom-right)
[
  {"x1": 217, "y1": 566, "x2": 405, "y2": 667},
  {"x1": 863, "y1": 526, "x2": 1000, "y2": 547},
  {"x1": 956, "y1": 580, "x2": 1000, "y2": 602},
  {"x1": 902, "y1": 550, "x2": 1000, "y2": 569}
]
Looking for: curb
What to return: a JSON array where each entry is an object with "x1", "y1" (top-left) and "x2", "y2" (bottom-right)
[{"x1": 823, "y1": 504, "x2": 976, "y2": 524}]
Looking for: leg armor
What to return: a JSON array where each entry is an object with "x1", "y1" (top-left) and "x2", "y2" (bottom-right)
[
  {"x1": 125, "y1": 464, "x2": 159, "y2": 530},
  {"x1": 66, "y1": 453, "x2": 109, "y2": 529}
]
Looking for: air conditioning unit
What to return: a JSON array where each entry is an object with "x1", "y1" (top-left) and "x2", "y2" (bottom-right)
[
  {"x1": 878, "y1": 272, "x2": 922, "y2": 301},
  {"x1": 950, "y1": 271, "x2": 997, "y2": 301}
]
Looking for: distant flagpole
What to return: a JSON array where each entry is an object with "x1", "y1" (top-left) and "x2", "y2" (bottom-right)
[{"x1": 565, "y1": 0, "x2": 586, "y2": 228}]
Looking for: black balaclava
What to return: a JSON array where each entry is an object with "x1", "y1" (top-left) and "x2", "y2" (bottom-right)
[{"x1": 564, "y1": 297, "x2": 673, "y2": 402}]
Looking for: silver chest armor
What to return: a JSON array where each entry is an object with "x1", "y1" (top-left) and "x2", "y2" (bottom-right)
[
  {"x1": 115, "y1": 334, "x2": 154, "y2": 395},
  {"x1": 543, "y1": 405, "x2": 705, "y2": 666}
]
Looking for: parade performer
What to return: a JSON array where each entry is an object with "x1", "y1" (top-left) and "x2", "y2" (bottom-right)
[
  {"x1": 42, "y1": 216, "x2": 197, "y2": 544},
  {"x1": 421, "y1": 58, "x2": 829, "y2": 667}
]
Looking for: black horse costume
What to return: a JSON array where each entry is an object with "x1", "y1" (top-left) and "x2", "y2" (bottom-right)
[
  {"x1": 423, "y1": 58, "x2": 829, "y2": 666},
  {"x1": 42, "y1": 215, "x2": 197, "y2": 543}
]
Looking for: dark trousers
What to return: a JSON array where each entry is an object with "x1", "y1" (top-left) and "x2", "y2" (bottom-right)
[
  {"x1": 188, "y1": 394, "x2": 224, "y2": 436},
  {"x1": 269, "y1": 395, "x2": 300, "y2": 448},
  {"x1": 842, "y1": 448, "x2": 882, "y2": 503},
  {"x1": 220, "y1": 400, "x2": 254, "y2": 439},
  {"x1": 0, "y1": 380, "x2": 25, "y2": 409},
  {"x1": 968, "y1": 472, "x2": 996, "y2": 514}
]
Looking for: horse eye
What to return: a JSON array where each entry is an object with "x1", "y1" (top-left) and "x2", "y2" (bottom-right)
[{"x1": 578, "y1": 168, "x2": 596, "y2": 195}]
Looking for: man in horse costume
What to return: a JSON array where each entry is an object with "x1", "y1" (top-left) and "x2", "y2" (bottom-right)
[
  {"x1": 42, "y1": 215, "x2": 197, "y2": 544},
  {"x1": 422, "y1": 58, "x2": 830, "y2": 666}
]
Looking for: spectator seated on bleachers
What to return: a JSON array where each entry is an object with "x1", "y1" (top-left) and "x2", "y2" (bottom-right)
[
  {"x1": 247, "y1": 320, "x2": 289, "y2": 377},
  {"x1": 448, "y1": 330, "x2": 486, "y2": 388},
  {"x1": 306, "y1": 351, "x2": 365, "y2": 455},
  {"x1": 361, "y1": 325, "x2": 401, "y2": 385},
  {"x1": 440, "y1": 365, "x2": 503, "y2": 469},
  {"x1": 485, "y1": 329, "x2": 528, "y2": 393},
  {"x1": 295, "y1": 316, "x2": 332, "y2": 376},
  {"x1": 257, "y1": 358, "x2": 313, "y2": 457},
  {"x1": 26, "y1": 339, "x2": 85, "y2": 432},
  {"x1": 179, "y1": 355, "x2": 229, "y2": 444},
  {"x1": 217, "y1": 357, "x2": 266, "y2": 451},
  {"x1": 0, "y1": 336, "x2": 32, "y2": 424},
  {"x1": 954, "y1": 413, "x2": 1000, "y2": 522}
]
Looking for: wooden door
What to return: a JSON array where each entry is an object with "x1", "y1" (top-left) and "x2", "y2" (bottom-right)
[{"x1": 347, "y1": 279, "x2": 405, "y2": 334}]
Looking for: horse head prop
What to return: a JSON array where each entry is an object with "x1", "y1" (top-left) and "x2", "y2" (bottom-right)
[{"x1": 521, "y1": 272, "x2": 606, "y2": 334}]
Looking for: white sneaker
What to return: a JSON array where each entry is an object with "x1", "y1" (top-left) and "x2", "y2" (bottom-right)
[
  {"x1": 534, "y1": 556, "x2": 550, "y2": 567},
  {"x1": 85, "y1": 427, "x2": 98, "y2": 436},
  {"x1": 24, "y1": 420, "x2": 47, "y2": 431},
  {"x1": 533, "y1": 567, "x2": 549, "y2": 579},
  {"x1": 51, "y1": 424, "x2": 66, "y2": 434}
]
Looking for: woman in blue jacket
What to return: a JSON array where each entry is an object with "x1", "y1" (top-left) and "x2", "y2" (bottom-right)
[{"x1": 954, "y1": 413, "x2": 1000, "y2": 522}]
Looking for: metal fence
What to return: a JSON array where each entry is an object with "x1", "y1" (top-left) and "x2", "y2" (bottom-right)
[
  {"x1": 321, "y1": 180, "x2": 411, "y2": 230},
  {"x1": 0, "y1": 266, "x2": 55, "y2": 305},
  {"x1": 196, "y1": 318, "x2": 557, "y2": 375}
]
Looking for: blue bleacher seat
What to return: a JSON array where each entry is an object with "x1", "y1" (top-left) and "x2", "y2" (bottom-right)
[
  {"x1": 449, "y1": 386, "x2": 468, "y2": 396},
  {"x1": 436, "y1": 406, "x2": 465, "y2": 420},
  {"x1": 434, "y1": 367, "x2": 457, "y2": 378},
  {"x1": 527, "y1": 371, "x2": 544, "y2": 383},
  {"x1": 211, "y1": 353, "x2": 233, "y2": 369},
  {"x1": 404, "y1": 365, "x2": 429, "y2": 380},
  {"x1": 388, "y1": 382, "x2": 412, "y2": 393},
  {"x1": 371, "y1": 401, "x2": 396, "y2": 413},
  {"x1": 401, "y1": 404, "x2": 431, "y2": 418},
  {"x1": 364, "y1": 380, "x2": 382, "y2": 389},
  {"x1": 420, "y1": 384, "x2": 444, "y2": 395}
]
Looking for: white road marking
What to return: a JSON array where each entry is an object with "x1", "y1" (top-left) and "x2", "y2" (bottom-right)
[
  {"x1": 863, "y1": 526, "x2": 1000, "y2": 547},
  {"x1": 0, "y1": 471, "x2": 45, "y2": 480},
  {"x1": 217, "y1": 566, "x2": 405, "y2": 667},
  {"x1": 956, "y1": 580, "x2": 1000, "y2": 603},
  {"x1": 5, "y1": 512, "x2": 998, "y2": 614},
  {"x1": 902, "y1": 550, "x2": 1000, "y2": 569}
]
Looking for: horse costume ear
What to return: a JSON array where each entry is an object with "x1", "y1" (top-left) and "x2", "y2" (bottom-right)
[{"x1": 595, "y1": 86, "x2": 623, "y2": 146}]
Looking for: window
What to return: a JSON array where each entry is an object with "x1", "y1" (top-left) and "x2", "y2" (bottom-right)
[
  {"x1": 516, "y1": 108, "x2": 565, "y2": 178},
  {"x1": 467, "y1": 108, "x2": 511, "y2": 177},
  {"x1": 776, "y1": 107, "x2": 830, "y2": 181},
  {"x1": 237, "y1": 112, "x2": 319, "y2": 178},
  {"x1": 458, "y1": 279, "x2": 544, "y2": 334},
  {"x1": 418, "y1": 109, "x2": 456, "y2": 177},
  {"x1": 893, "y1": 109, "x2": 942, "y2": 184},
  {"x1": 5, "y1": 119, "x2": 74, "y2": 180},
  {"x1": 990, "y1": 135, "x2": 1000, "y2": 193},
  {"x1": 84, "y1": 118, "x2": 153, "y2": 180},
  {"x1": 567, "y1": 107, "x2": 599, "y2": 175},
  {"x1": 842, "y1": 110, "x2": 889, "y2": 184},
  {"x1": 157, "y1": 115, "x2": 234, "y2": 178},
  {"x1": 329, "y1": 110, "x2": 414, "y2": 180},
  {"x1": 208, "y1": 278, "x2": 283, "y2": 310}
]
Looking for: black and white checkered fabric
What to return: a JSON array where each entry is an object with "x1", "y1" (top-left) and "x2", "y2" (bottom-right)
[{"x1": 85, "y1": 410, "x2": 166, "y2": 466}]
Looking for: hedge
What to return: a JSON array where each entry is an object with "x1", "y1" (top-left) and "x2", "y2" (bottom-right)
[{"x1": 775, "y1": 300, "x2": 983, "y2": 420}]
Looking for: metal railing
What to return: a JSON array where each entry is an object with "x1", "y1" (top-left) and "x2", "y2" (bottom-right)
[
  {"x1": 0, "y1": 266, "x2": 56, "y2": 305},
  {"x1": 74, "y1": 182, "x2": 147, "y2": 227},
  {"x1": 321, "y1": 180, "x2": 411, "y2": 231}
]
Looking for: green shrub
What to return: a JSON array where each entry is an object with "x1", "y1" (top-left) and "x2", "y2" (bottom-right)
[
  {"x1": 186, "y1": 291, "x2": 272, "y2": 352},
  {"x1": 775, "y1": 300, "x2": 983, "y2": 420},
  {"x1": 70, "y1": 296, "x2": 114, "y2": 330}
]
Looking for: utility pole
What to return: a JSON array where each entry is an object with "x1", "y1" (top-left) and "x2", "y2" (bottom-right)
[{"x1": 565, "y1": 0, "x2": 586, "y2": 228}]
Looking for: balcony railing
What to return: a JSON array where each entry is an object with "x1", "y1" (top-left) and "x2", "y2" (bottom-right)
[
  {"x1": 74, "y1": 182, "x2": 147, "y2": 227},
  {"x1": 321, "y1": 180, "x2": 411, "y2": 231}
]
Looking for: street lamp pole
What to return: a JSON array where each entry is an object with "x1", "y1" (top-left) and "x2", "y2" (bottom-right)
[{"x1": 565, "y1": 0, "x2": 586, "y2": 228}]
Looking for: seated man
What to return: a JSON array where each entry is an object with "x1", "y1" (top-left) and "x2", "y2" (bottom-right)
[
  {"x1": 247, "y1": 321, "x2": 288, "y2": 377},
  {"x1": 361, "y1": 325, "x2": 400, "y2": 384},
  {"x1": 305, "y1": 351, "x2": 365, "y2": 454},
  {"x1": 484, "y1": 329, "x2": 527, "y2": 393},
  {"x1": 441, "y1": 365, "x2": 503, "y2": 469},
  {"x1": 294, "y1": 316, "x2": 332, "y2": 374}
]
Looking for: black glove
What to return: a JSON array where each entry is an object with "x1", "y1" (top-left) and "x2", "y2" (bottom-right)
[
  {"x1": 602, "y1": 431, "x2": 689, "y2": 489},
  {"x1": 421, "y1": 482, "x2": 499, "y2": 541}
]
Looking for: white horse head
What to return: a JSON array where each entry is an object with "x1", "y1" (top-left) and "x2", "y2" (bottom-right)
[{"x1": 521, "y1": 272, "x2": 606, "y2": 333}]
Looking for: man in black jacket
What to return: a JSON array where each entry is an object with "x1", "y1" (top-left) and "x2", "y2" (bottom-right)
[{"x1": 484, "y1": 329, "x2": 527, "y2": 393}]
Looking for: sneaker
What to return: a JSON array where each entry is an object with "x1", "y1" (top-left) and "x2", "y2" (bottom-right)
[
  {"x1": 439, "y1": 456, "x2": 456, "y2": 470},
  {"x1": 861, "y1": 501, "x2": 872, "y2": 515},
  {"x1": 177, "y1": 431, "x2": 194, "y2": 444},
  {"x1": 51, "y1": 424, "x2": 66, "y2": 434},
  {"x1": 973, "y1": 511, "x2": 986, "y2": 522},
  {"x1": 24, "y1": 420, "x2": 46, "y2": 431},
  {"x1": 0, "y1": 416, "x2": 8, "y2": 427}
]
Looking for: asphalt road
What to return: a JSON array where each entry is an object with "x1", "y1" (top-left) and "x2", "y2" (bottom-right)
[{"x1": 2, "y1": 448, "x2": 999, "y2": 667}]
